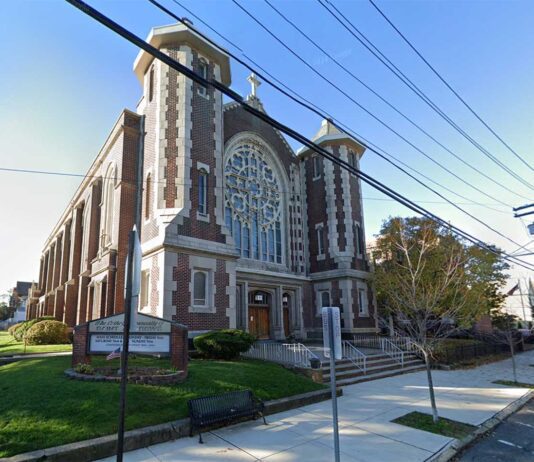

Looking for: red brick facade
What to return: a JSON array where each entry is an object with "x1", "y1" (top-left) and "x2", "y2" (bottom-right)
[{"x1": 27, "y1": 24, "x2": 376, "y2": 340}]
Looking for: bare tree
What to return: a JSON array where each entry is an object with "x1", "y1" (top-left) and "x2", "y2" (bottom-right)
[{"x1": 373, "y1": 218, "x2": 485, "y2": 423}]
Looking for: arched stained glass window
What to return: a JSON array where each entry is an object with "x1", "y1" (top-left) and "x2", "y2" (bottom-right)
[{"x1": 224, "y1": 138, "x2": 283, "y2": 263}]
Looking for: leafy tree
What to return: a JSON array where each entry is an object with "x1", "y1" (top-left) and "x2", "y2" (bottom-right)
[
  {"x1": 0, "y1": 302, "x2": 14, "y2": 321},
  {"x1": 372, "y1": 216, "x2": 509, "y2": 423}
]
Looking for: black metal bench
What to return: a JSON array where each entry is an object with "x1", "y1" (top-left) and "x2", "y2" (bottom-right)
[{"x1": 188, "y1": 390, "x2": 267, "y2": 443}]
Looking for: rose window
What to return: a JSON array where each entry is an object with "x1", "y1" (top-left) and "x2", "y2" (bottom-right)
[{"x1": 224, "y1": 140, "x2": 283, "y2": 263}]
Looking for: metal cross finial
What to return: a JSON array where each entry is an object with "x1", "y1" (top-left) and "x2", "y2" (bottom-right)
[{"x1": 247, "y1": 73, "x2": 261, "y2": 98}]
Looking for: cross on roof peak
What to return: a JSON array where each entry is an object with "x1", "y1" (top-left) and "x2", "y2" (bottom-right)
[{"x1": 247, "y1": 73, "x2": 261, "y2": 98}]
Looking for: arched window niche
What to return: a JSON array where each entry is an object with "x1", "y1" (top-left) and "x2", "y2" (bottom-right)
[{"x1": 224, "y1": 134, "x2": 288, "y2": 265}]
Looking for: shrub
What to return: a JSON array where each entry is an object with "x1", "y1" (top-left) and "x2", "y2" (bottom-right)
[
  {"x1": 194, "y1": 329, "x2": 256, "y2": 360},
  {"x1": 13, "y1": 317, "x2": 56, "y2": 342},
  {"x1": 74, "y1": 363, "x2": 94, "y2": 375},
  {"x1": 8, "y1": 322, "x2": 24, "y2": 336},
  {"x1": 25, "y1": 320, "x2": 69, "y2": 345}
]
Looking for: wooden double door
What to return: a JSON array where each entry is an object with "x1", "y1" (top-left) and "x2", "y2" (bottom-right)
[{"x1": 249, "y1": 304, "x2": 270, "y2": 339}]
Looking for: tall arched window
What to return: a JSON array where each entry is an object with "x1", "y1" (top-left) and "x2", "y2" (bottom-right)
[
  {"x1": 224, "y1": 137, "x2": 284, "y2": 263},
  {"x1": 198, "y1": 169, "x2": 208, "y2": 215},
  {"x1": 145, "y1": 173, "x2": 152, "y2": 220},
  {"x1": 148, "y1": 66, "x2": 154, "y2": 102},
  {"x1": 198, "y1": 58, "x2": 208, "y2": 96}
]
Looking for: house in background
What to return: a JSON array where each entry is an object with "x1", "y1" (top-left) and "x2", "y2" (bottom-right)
[{"x1": 8, "y1": 281, "x2": 32, "y2": 324}]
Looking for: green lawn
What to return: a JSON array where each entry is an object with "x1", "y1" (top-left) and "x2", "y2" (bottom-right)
[
  {"x1": 392, "y1": 411, "x2": 477, "y2": 439},
  {"x1": 0, "y1": 331, "x2": 71, "y2": 356},
  {"x1": 0, "y1": 355, "x2": 324, "y2": 457}
]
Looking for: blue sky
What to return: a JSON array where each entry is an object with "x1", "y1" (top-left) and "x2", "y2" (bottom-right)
[{"x1": 0, "y1": 0, "x2": 532, "y2": 296}]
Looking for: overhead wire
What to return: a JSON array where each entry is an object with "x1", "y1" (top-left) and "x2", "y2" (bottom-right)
[
  {"x1": 367, "y1": 0, "x2": 534, "y2": 172},
  {"x1": 229, "y1": 0, "x2": 516, "y2": 208},
  {"x1": 318, "y1": 0, "x2": 534, "y2": 191},
  {"x1": 65, "y1": 0, "x2": 534, "y2": 271},
  {"x1": 263, "y1": 0, "x2": 530, "y2": 202},
  {"x1": 161, "y1": 0, "x2": 513, "y2": 217}
]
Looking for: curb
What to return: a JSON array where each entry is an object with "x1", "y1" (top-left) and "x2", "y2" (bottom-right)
[
  {"x1": 428, "y1": 389, "x2": 534, "y2": 462},
  {"x1": 2, "y1": 387, "x2": 340, "y2": 462}
]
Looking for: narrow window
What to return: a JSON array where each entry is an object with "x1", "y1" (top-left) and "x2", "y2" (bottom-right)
[
  {"x1": 198, "y1": 169, "x2": 208, "y2": 215},
  {"x1": 193, "y1": 271, "x2": 207, "y2": 306},
  {"x1": 348, "y1": 150, "x2": 357, "y2": 169},
  {"x1": 320, "y1": 290, "x2": 330, "y2": 308},
  {"x1": 234, "y1": 219, "x2": 241, "y2": 254},
  {"x1": 242, "y1": 225, "x2": 250, "y2": 258},
  {"x1": 354, "y1": 223, "x2": 361, "y2": 255},
  {"x1": 198, "y1": 59, "x2": 208, "y2": 96},
  {"x1": 145, "y1": 174, "x2": 152, "y2": 220},
  {"x1": 148, "y1": 66, "x2": 154, "y2": 102},
  {"x1": 358, "y1": 287, "x2": 368, "y2": 316},
  {"x1": 313, "y1": 156, "x2": 321, "y2": 179},
  {"x1": 317, "y1": 224, "x2": 325, "y2": 255},
  {"x1": 140, "y1": 270, "x2": 150, "y2": 309}
]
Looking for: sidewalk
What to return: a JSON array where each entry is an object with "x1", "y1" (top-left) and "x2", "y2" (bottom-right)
[{"x1": 97, "y1": 351, "x2": 534, "y2": 462}]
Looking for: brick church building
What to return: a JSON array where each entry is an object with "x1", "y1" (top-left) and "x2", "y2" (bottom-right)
[{"x1": 26, "y1": 23, "x2": 377, "y2": 340}]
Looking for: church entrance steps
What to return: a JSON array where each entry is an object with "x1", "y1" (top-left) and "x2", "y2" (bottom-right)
[
  {"x1": 333, "y1": 363, "x2": 427, "y2": 386},
  {"x1": 320, "y1": 351, "x2": 425, "y2": 385}
]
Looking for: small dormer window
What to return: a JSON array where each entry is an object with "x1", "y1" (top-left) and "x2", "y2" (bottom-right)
[{"x1": 198, "y1": 59, "x2": 208, "y2": 96}]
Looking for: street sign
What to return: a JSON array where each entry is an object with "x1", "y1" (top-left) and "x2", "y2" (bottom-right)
[
  {"x1": 322, "y1": 306, "x2": 342, "y2": 360},
  {"x1": 321, "y1": 306, "x2": 341, "y2": 462}
]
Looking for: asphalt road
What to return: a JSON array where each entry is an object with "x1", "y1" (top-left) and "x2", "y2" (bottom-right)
[{"x1": 458, "y1": 397, "x2": 534, "y2": 461}]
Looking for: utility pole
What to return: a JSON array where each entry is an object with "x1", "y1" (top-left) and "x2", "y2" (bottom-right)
[
  {"x1": 513, "y1": 204, "x2": 534, "y2": 236},
  {"x1": 116, "y1": 115, "x2": 145, "y2": 462}
]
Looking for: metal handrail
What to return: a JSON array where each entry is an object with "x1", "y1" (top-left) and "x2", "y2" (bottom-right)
[
  {"x1": 341, "y1": 340, "x2": 367, "y2": 374},
  {"x1": 380, "y1": 337, "x2": 404, "y2": 367},
  {"x1": 242, "y1": 342, "x2": 320, "y2": 369},
  {"x1": 351, "y1": 334, "x2": 382, "y2": 350}
]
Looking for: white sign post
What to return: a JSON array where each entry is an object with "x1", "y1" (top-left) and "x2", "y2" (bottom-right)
[{"x1": 322, "y1": 306, "x2": 341, "y2": 462}]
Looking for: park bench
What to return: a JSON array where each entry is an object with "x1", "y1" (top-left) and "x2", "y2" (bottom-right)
[{"x1": 188, "y1": 389, "x2": 267, "y2": 443}]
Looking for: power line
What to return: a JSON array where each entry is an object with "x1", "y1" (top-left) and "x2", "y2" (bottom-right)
[
  {"x1": 230, "y1": 0, "x2": 516, "y2": 208},
  {"x1": 263, "y1": 0, "x2": 529, "y2": 202},
  {"x1": 149, "y1": 0, "x2": 529, "y2": 248},
  {"x1": 66, "y1": 0, "x2": 534, "y2": 271},
  {"x1": 160, "y1": 0, "x2": 515, "y2": 219},
  {"x1": 368, "y1": 0, "x2": 534, "y2": 172},
  {"x1": 318, "y1": 0, "x2": 534, "y2": 192},
  {"x1": 0, "y1": 166, "x2": 510, "y2": 213}
]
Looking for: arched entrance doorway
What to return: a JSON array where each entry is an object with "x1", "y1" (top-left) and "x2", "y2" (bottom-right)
[{"x1": 248, "y1": 290, "x2": 270, "y2": 339}]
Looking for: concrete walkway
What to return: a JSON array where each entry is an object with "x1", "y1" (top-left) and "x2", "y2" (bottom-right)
[{"x1": 97, "y1": 351, "x2": 534, "y2": 462}]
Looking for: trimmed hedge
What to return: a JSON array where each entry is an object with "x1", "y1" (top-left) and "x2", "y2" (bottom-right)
[
  {"x1": 24, "y1": 320, "x2": 69, "y2": 345},
  {"x1": 7, "y1": 322, "x2": 24, "y2": 336},
  {"x1": 194, "y1": 329, "x2": 256, "y2": 360},
  {"x1": 12, "y1": 317, "x2": 55, "y2": 342}
]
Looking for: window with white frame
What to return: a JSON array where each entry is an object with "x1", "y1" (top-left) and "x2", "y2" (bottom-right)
[
  {"x1": 101, "y1": 165, "x2": 116, "y2": 249},
  {"x1": 358, "y1": 286, "x2": 369, "y2": 316},
  {"x1": 193, "y1": 270, "x2": 208, "y2": 306},
  {"x1": 198, "y1": 59, "x2": 208, "y2": 96},
  {"x1": 140, "y1": 270, "x2": 150, "y2": 310},
  {"x1": 320, "y1": 290, "x2": 331, "y2": 308},
  {"x1": 198, "y1": 169, "x2": 208, "y2": 215},
  {"x1": 317, "y1": 224, "x2": 325, "y2": 256},
  {"x1": 312, "y1": 155, "x2": 322, "y2": 179}
]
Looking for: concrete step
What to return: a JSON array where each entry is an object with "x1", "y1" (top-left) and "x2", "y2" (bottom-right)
[
  {"x1": 323, "y1": 359, "x2": 424, "y2": 382},
  {"x1": 320, "y1": 354, "x2": 420, "y2": 373},
  {"x1": 332, "y1": 364, "x2": 427, "y2": 386}
]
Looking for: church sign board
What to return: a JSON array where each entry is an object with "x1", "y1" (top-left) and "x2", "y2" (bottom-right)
[
  {"x1": 88, "y1": 313, "x2": 171, "y2": 355},
  {"x1": 72, "y1": 312, "x2": 188, "y2": 372}
]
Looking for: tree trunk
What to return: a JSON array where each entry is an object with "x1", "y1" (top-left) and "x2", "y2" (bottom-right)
[
  {"x1": 424, "y1": 351, "x2": 439, "y2": 424},
  {"x1": 509, "y1": 334, "x2": 518, "y2": 383}
]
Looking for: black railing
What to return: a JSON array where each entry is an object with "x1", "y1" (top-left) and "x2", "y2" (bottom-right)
[{"x1": 434, "y1": 342, "x2": 510, "y2": 365}]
